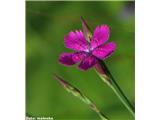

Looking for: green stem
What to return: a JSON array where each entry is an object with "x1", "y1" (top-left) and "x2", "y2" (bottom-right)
[
  {"x1": 54, "y1": 74, "x2": 109, "y2": 120},
  {"x1": 95, "y1": 60, "x2": 135, "y2": 117}
]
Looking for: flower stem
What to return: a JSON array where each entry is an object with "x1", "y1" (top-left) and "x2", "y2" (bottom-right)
[
  {"x1": 95, "y1": 60, "x2": 135, "y2": 117},
  {"x1": 54, "y1": 74, "x2": 109, "y2": 120}
]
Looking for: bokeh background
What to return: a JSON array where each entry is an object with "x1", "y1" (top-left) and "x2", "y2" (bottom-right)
[{"x1": 26, "y1": 1, "x2": 135, "y2": 120}]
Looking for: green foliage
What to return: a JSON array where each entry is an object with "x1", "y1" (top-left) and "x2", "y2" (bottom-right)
[{"x1": 26, "y1": 1, "x2": 135, "y2": 120}]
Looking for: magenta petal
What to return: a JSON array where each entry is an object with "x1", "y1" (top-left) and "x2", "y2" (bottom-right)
[
  {"x1": 59, "y1": 52, "x2": 86, "y2": 66},
  {"x1": 64, "y1": 30, "x2": 89, "y2": 52},
  {"x1": 78, "y1": 55, "x2": 98, "y2": 71},
  {"x1": 92, "y1": 42, "x2": 116, "y2": 60},
  {"x1": 91, "y1": 25, "x2": 110, "y2": 49}
]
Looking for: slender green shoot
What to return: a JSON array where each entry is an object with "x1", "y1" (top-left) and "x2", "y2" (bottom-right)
[
  {"x1": 54, "y1": 74, "x2": 109, "y2": 120},
  {"x1": 95, "y1": 60, "x2": 135, "y2": 117}
]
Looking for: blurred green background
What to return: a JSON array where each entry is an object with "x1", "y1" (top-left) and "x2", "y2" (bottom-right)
[{"x1": 26, "y1": 1, "x2": 135, "y2": 120}]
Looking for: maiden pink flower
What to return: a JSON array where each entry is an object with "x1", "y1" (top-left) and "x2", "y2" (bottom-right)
[{"x1": 59, "y1": 24, "x2": 116, "y2": 71}]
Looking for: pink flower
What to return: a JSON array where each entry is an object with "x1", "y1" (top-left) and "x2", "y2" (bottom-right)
[{"x1": 59, "y1": 24, "x2": 116, "y2": 71}]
